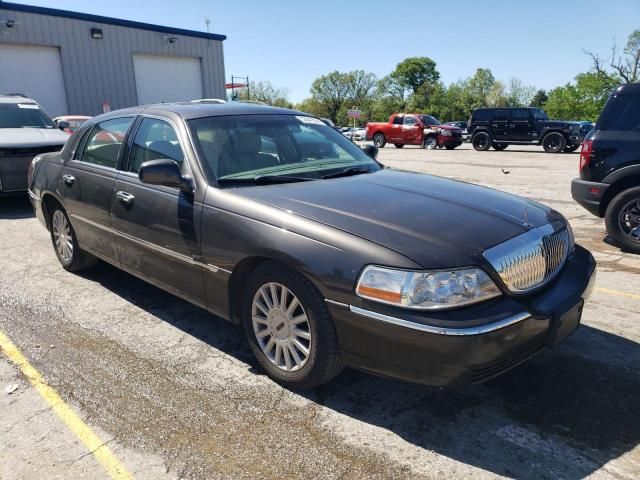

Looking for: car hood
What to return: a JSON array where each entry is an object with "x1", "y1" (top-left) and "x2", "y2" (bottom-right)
[
  {"x1": 432, "y1": 124, "x2": 459, "y2": 130},
  {"x1": 229, "y1": 169, "x2": 563, "y2": 269},
  {"x1": 0, "y1": 128, "x2": 68, "y2": 148}
]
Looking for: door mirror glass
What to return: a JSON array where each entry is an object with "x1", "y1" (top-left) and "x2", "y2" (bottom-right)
[
  {"x1": 139, "y1": 159, "x2": 192, "y2": 191},
  {"x1": 56, "y1": 120, "x2": 70, "y2": 131},
  {"x1": 362, "y1": 144, "x2": 378, "y2": 159}
]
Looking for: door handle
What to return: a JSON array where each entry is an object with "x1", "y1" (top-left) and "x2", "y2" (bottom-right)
[
  {"x1": 115, "y1": 190, "x2": 135, "y2": 206},
  {"x1": 62, "y1": 174, "x2": 75, "y2": 186}
]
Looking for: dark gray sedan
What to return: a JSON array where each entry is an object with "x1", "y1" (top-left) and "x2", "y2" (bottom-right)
[{"x1": 29, "y1": 103, "x2": 596, "y2": 388}]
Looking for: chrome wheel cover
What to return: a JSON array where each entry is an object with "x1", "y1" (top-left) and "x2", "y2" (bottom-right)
[
  {"x1": 373, "y1": 135, "x2": 384, "y2": 147},
  {"x1": 252, "y1": 282, "x2": 311, "y2": 372},
  {"x1": 52, "y1": 210, "x2": 73, "y2": 263},
  {"x1": 424, "y1": 137, "x2": 437, "y2": 149},
  {"x1": 619, "y1": 198, "x2": 640, "y2": 243}
]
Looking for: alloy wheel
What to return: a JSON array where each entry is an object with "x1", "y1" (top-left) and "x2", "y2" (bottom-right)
[
  {"x1": 251, "y1": 282, "x2": 311, "y2": 372},
  {"x1": 618, "y1": 198, "x2": 640, "y2": 243},
  {"x1": 424, "y1": 137, "x2": 437, "y2": 150},
  {"x1": 52, "y1": 210, "x2": 73, "y2": 263}
]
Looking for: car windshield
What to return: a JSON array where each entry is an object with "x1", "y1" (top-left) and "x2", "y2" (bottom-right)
[
  {"x1": 0, "y1": 103, "x2": 55, "y2": 129},
  {"x1": 188, "y1": 114, "x2": 381, "y2": 185},
  {"x1": 532, "y1": 109, "x2": 548, "y2": 121},
  {"x1": 420, "y1": 115, "x2": 441, "y2": 125}
]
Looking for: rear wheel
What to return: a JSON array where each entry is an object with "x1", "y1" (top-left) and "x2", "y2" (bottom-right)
[
  {"x1": 242, "y1": 262, "x2": 344, "y2": 388},
  {"x1": 542, "y1": 132, "x2": 566, "y2": 153},
  {"x1": 423, "y1": 136, "x2": 437, "y2": 150},
  {"x1": 472, "y1": 132, "x2": 491, "y2": 151},
  {"x1": 605, "y1": 187, "x2": 640, "y2": 253},
  {"x1": 394, "y1": 144, "x2": 404, "y2": 148},
  {"x1": 373, "y1": 133, "x2": 386, "y2": 148},
  {"x1": 49, "y1": 206, "x2": 97, "y2": 271},
  {"x1": 492, "y1": 143, "x2": 508, "y2": 151}
]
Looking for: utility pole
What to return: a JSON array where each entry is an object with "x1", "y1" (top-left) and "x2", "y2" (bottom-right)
[{"x1": 204, "y1": 18, "x2": 211, "y2": 33}]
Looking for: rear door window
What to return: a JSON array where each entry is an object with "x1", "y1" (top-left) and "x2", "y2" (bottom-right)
[
  {"x1": 511, "y1": 109, "x2": 530, "y2": 121},
  {"x1": 78, "y1": 117, "x2": 133, "y2": 168},
  {"x1": 473, "y1": 110, "x2": 492, "y2": 122},
  {"x1": 393, "y1": 116, "x2": 404, "y2": 125},
  {"x1": 495, "y1": 110, "x2": 509, "y2": 122},
  {"x1": 598, "y1": 95, "x2": 640, "y2": 131}
]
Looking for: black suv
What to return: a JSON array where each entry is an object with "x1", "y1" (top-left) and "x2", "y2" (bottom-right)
[
  {"x1": 468, "y1": 107, "x2": 586, "y2": 153},
  {"x1": 571, "y1": 83, "x2": 640, "y2": 253}
]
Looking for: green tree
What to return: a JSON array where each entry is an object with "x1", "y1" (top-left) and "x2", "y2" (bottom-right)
[
  {"x1": 505, "y1": 78, "x2": 536, "y2": 107},
  {"x1": 295, "y1": 97, "x2": 328, "y2": 118},
  {"x1": 309, "y1": 71, "x2": 351, "y2": 124},
  {"x1": 236, "y1": 81, "x2": 291, "y2": 108},
  {"x1": 530, "y1": 89, "x2": 548, "y2": 108},
  {"x1": 391, "y1": 57, "x2": 440, "y2": 95},
  {"x1": 544, "y1": 72, "x2": 618, "y2": 121},
  {"x1": 465, "y1": 68, "x2": 496, "y2": 108}
]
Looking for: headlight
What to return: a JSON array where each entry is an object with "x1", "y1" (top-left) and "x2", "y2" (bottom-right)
[
  {"x1": 440, "y1": 129, "x2": 452, "y2": 136},
  {"x1": 356, "y1": 266, "x2": 501, "y2": 310}
]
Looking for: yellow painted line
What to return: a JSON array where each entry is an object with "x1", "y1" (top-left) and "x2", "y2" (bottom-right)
[
  {"x1": 0, "y1": 330, "x2": 133, "y2": 480},
  {"x1": 595, "y1": 287, "x2": 640, "y2": 301}
]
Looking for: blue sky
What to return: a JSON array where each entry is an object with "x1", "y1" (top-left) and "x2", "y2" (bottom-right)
[{"x1": 12, "y1": 0, "x2": 640, "y2": 102}]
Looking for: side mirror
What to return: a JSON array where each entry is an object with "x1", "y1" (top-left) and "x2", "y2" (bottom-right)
[
  {"x1": 56, "y1": 120, "x2": 70, "y2": 131},
  {"x1": 362, "y1": 144, "x2": 378, "y2": 160},
  {"x1": 139, "y1": 159, "x2": 193, "y2": 192}
]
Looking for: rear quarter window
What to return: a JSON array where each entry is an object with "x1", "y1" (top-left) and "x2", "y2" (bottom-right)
[
  {"x1": 597, "y1": 94, "x2": 640, "y2": 131},
  {"x1": 472, "y1": 110, "x2": 492, "y2": 122}
]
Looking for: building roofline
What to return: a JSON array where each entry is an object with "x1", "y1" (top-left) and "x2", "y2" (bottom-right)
[{"x1": 0, "y1": 1, "x2": 226, "y2": 41}]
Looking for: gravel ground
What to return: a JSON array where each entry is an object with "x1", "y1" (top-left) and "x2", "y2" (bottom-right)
[{"x1": 1, "y1": 143, "x2": 639, "y2": 479}]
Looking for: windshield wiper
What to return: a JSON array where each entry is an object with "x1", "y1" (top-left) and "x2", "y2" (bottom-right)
[
  {"x1": 217, "y1": 175, "x2": 315, "y2": 185},
  {"x1": 322, "y1": 167, "x2": 373, "y2": 179}
]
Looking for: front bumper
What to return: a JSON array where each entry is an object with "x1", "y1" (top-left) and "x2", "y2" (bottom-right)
[
  {"x1": 571, "y1": 178, "x2": 609, "y2": 217},
  {"x1": 327, "y1": 245, "x2": 596, "y2": 386}
]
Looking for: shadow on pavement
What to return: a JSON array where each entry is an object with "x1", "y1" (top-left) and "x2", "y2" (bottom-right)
[
  {"x1": 0, "y1": 194, "x2": 34, "y2": 219},
  {"x1": 81, "y1": 261, "x2": 640, "y2": 480}
]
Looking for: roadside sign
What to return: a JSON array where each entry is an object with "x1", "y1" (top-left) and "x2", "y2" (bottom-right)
[{"x1": 347, "y1": 108, "x2": 361, "y2": 119}]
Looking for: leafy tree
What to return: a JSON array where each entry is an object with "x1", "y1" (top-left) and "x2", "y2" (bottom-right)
[
  {"x1": 530, "y1": 89, "x2": 548, "y2": 108},
  {"x1": 465, "y1": 68, "x2": 496, "y2": 107},
  {"x1": 391, "y1": 57, "x2": 440, "y2": 95},
  {"x1": 505, "y1": 78, "x2": 536, "y2": 107},
  {"x1": 544, "y1": 72, "x2": 618, "y2": 121},
  {"x1": 296, "y1": 97, "x2": 328, "y2": 118},
  {"x1": 236, "y1": 81, "x2": 291, "y2": 108}
]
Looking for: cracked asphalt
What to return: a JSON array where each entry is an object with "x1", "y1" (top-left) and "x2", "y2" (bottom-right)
[{"x1": 1, "y1": 144, "x2": 639, "y2": 479}]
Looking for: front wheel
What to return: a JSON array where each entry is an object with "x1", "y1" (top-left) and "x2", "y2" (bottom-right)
[
  {"x1": 372, "y1": 133, "x2": 386, "y2": 148},
  {"x1": 542, "y1": 132, "x2": 566, "y2": 153},
  {"x1": 492, "y1": 143, "x2": 508, "y2": 151},
  {"x1": 472, "y1": 132, "x2": 491, "y2": 151},
  {"x1": 605, "y1": 187, "x2": 640, "y2": 253},
  {"x1": 423, "y1": 136, "x2": 437, "y2": 150},
  {"x1": 49, "y1": 206, "x2": 97, "y2": 271},
  {"x1": 242, "y1": 262, "x2": 344, "y2": 388},
  {"x1": 393, "y1": 144, "x2": 404, "y2": 148}
]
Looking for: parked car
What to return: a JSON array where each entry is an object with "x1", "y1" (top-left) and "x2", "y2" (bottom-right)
[
  {"x1": 341, "y1": 127, "x2": 356, "y2": 139},
  {"x1": 468, "y1": 107, "x2": 585, "y2": 153},
  {"x1": 0, "y1": 94, "x2": 68, "y2": 194},
  {"x1": 352, "y1": 127, "x2": 367, "y2": 141},
  {"x1": 53, "y1": 115, "x2": 91, "y2": 134},
  {"x1": 29, "y1": 103, "x2": 595, "y2": 388},
  {"x1": 446, "y1": 121, "x2": 469, "y2": 142},
  {"x1": 571, "y1": 83, "x2": 640, "y2": 253},
  {"x1": 366, "y1": 114, "x2": 463, "y2": 149}
]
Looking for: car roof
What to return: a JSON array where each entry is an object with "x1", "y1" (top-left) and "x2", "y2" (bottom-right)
[
  {"x1": 0, "y1": 95, "x2": 37, "y2": 104},
  {"x1": 615, "y1": 83, "x2": 640, "y2": 95},
  {"x1": 139, "y1": 102, "x2": 306, "y2": 120}
]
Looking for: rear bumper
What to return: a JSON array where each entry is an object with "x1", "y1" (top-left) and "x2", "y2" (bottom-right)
[
  {"x1": 328, "y1": 245, "x2": 596, "y2": 386},
  {"x1": 571, "y1": 177, "x2": 608, "y2": 217}
]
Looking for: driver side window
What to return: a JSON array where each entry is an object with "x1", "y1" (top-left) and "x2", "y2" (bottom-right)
[{"x1": 127, "y1": 118, "x2": 184, "y2": 173}]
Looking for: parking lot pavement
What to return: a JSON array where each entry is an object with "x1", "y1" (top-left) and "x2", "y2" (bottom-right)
[{"x1": 1, "y1": 146, "x2": 639, "y2": 479}]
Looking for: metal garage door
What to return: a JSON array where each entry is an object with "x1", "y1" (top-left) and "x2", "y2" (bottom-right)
[
  {"x1": 133, "y1": 54, "x2": 204, "y2": 105},
  {"x1": 0, "y1": 44, "x2": 68, "y2": 117}
]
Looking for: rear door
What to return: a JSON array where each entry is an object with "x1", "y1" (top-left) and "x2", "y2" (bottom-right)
[
  {"x1": 491, "y1": 109, "x2": 509, "y2": 140},
  {"x1": 110, "y1": 115, "x2": 206, "y2": 305},
  {"x1": 510, "y1": 108, "x2": 534, "y2": 141},
  {"x1": 60, "y1": 116, "x2": 134, "y2": 260},
  {"x1": 388, "y1": 115, "x2": 404, "y2": 143},
  {"x1": 402, "y1": 115, "x2": 422, "y2": 144}
]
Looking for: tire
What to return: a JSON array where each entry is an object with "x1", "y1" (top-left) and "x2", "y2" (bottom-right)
[
  {"x1": 423, "y1": 136, "x2": 437, "y2": 150},
  {"x1": 492, "y1": 143, "x2": 508, "y2": 151},
  {"x1": 542, "y1": 132, "x2": 566, "y2": 153},
  {"x1": 241, "y1": 261, "x2": 344, "y2": 389},
  {"x1": 564, "y1": 145, "x2": 580, "y2": 153},
  {"x1": 49, "y1": 205, "x2": 97, "y2": 272},
  {"x1": 372, "y1": 133, "x2": 386, "y2": 148},
  {"x1": 393, "y1": 144, "x2": 404, "y2": 148},
  {"x1": 445, "y1": 145, "x2": 457, "y2": 150},
  {"x1": 605, "y1": 187, "x2": 640, "y2": 253},
  {"x1": 472, "y1": 132, "x2": 491, "y2": 151}
]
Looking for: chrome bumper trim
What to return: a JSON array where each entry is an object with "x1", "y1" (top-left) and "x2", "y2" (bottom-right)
[{"x1": 349, "y1": 306, "x2": 532, "y2": 336}]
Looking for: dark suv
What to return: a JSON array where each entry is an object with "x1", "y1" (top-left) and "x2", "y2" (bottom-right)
[
  {"x1": 571, "y1": 83, "x2": 640, "y2": 253},
  {"x1": 468, "y1": 107, "x2": 586, "y2": 153}
]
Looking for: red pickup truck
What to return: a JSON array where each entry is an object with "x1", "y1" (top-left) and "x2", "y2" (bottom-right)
[{"x1": 366, "y1": 113, "x2": 463, "y2": 150}]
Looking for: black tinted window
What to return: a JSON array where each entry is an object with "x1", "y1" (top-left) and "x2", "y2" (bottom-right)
[
  {"x1": 598, "y1": 95, "x2": 640, "y2": 131},
  {"x1": 512, "y1": 109, "x2": 530, "y2": 121},
  {"x1": 473, "y1": 110, "x2": 492, "y2": 122},
  {"x1": 403, "y1": 116, "x2": 417, "y2": 126},
  {"x1": 495, "y1": 110, "x2": 508, "y2": 121},
  {"x1": 79, "y1": 117, "x2": 133, "y2": 168},
  {"x1": 392, "y1": 116, "x2": 404, "y2": 125},
  {"x1": 128, "y1": 118, "x2": 184, "y2": 173},
  {"x1": 0, "y1": 103, "x2": 55, "y2": 128}
]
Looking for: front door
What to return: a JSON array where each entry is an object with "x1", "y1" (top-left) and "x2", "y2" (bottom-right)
[
  {"x1": 491, "y1": 109, "x2": 509, "y2": 140},
  {"x1": 109, "y1": 116, "x2": 206, "y2": 304},
  {"x1": 60, "y1": 116, "x2": 134, "y2": 261},
  {"x1": 510, "y1": 108, "x2": 533, "y2": 141}
]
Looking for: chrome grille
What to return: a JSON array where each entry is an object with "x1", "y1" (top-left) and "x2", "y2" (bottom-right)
[{"x1": 483, "y1": 223, "x2": 573, "y2": 293}]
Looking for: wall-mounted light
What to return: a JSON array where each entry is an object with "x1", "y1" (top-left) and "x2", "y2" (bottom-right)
[
  {"x1": 165, "y1": 36, "x2": 178, "y2": 44},
  {"x1": 90, "y1": 28, "x2": 103, "y2": 39},
  {"x1": 6, "y1": 19, "x2": 16, "y2": 28}
]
